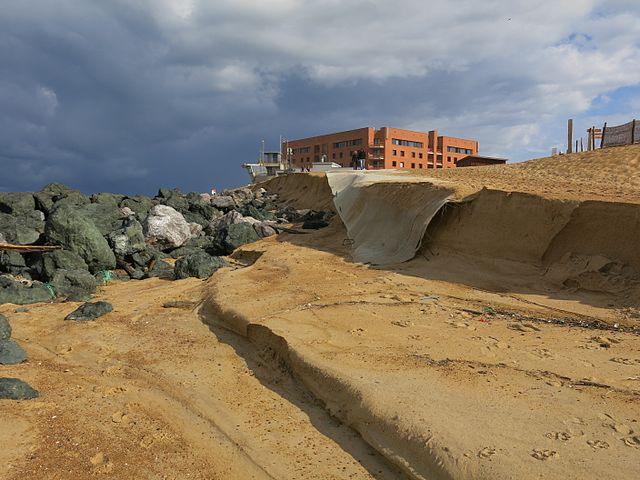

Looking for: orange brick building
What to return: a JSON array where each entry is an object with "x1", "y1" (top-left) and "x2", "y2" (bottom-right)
[{"x1": 283, "y1": 127, "x2": 479, "y2": 170}]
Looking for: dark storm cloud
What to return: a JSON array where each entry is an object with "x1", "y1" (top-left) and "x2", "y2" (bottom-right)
[{"x1": 0, "y1": 0, "x2": 639, "y2": 194}]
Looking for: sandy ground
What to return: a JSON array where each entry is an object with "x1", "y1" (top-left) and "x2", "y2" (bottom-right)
[
  {"x1": 2, "y1": 146, "x2": 640, "y2": 479},
  {"x1": 0, "y1": 277, "x2": 403, "y2": 479}
]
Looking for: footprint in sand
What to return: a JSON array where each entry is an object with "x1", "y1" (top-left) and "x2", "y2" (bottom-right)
[
  {"x1": 349, "y1": 328, "x2": 367, "y2": 336},
  {"x1": 587, "y1": 440, "x2": 610, "y2": 449},
  {"x1": 531, "y1": 449, "x2": 558, "y2": 460},
  {"x1": 477, "y1": 447, "x2": 496, "y2": 459},
  {"x1": 610, "y1": 357, "x2": 640, "y2": 366},
  {"x1": 546, "y1": 431, "x2": 572, "y2": 441},
  {"x1": 391, "y1": 320, "x2": 413, "y2": 328},
  {"x1": 531, "y1": 348, "x2": 555, "y2": 359},
  {"x1": 623, "y1": 436, "x2": 640, "y2": 448}
]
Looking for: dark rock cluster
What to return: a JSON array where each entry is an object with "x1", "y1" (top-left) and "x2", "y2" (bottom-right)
[{"x1": 1, "y1": 184, "x2": 334, "y2": 305}]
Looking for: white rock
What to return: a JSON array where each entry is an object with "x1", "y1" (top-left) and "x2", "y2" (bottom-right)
[{"x1": 143, "y1": 205, "x2": 191, "y2": 249}]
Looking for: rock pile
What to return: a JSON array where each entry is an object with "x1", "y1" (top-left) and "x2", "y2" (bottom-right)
[{"x1": 1, "y1": 184, "x2": 334, "y2": 305}]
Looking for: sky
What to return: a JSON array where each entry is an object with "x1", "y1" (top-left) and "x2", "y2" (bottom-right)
[{"x1": 1, "y1": 0, "x2": 639, "y2": 195}]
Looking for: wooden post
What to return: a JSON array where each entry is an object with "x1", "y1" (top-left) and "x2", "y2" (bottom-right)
[
  {"x1": 567, "y1": 119, "x2": 573, "y2": 153},
  {"x1": 580, "y1": 137, "x2": 583, "y2": 152},
  {"x1": 600, "y1": 123, "x2": 607, "y2": 148},
  {"x1": 632, "y1": 119, "x2": 636, "y2": 145}
]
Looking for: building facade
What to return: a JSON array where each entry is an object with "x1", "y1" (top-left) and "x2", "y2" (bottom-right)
[{"x1": 282, "y1": 127, "x2": 479, "y2": 170}]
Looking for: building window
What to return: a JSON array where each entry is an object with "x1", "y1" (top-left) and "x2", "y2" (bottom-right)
[
  {"x1": 392, "y1": 161, "x2": 397, "y2": 167},
  {"x1": 332, "y1": 139, "x2": 363, "y2": 149},
  {"x1": 419, "y1": 163, "x2": 423, "y2": 169},
  {"x1": 411, "y1": 152, "x2": 416, "y2": 158},
  {"x1": 392, "y1": 150, "x2": 397, "y2": 156},
  {"x1": 428, "y1": 154, "x2": 434, "y2": 160},
  {"x1": 392, "y1": 138, "x2": 424, "y2": 148},
  {"x1": 447, "y1": 146, "x2": 473, "y2": 154},
  {"x1": 332, "y1": 153, "x2": 336, "y2": 159},
  {"x1": 339, "y1": 152, "x2": 343, "y2": 158},
  {"x1": 447, "y1": 156, "x2": 451, "y2": 161},
  {"x1": 411, "y1": 163, "x2": 416, "y2": 168},
  {"x1": 419, "y1": 153, "x2": 423, "y2": 159},
  {"x1": 400, "y1": 162, "x2": 404, "y2": 168},
  {"x1": 400, "y1": 151, "x2": 405, "y2": 157}
]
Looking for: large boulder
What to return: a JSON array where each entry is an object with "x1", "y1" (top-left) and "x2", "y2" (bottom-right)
[
  {"x1": 0, "y1": 192, "x2": 36, "y2": 215},
  {"x1": 0, "y1": 211, "x2": 44, "y2": 245},
  {"x1": 50, "y1": 269, "x2": 97, "y2": 298},
  {"x1": 79, "y1": 202, "x2": 125, "y2": 236},
  {"x1": 33, "y1": 183, "x2": 83, "y2": 214},
  {"x1": 169, "y1": 236, "x2": 224, "y2": 258},
  {"x1": 184, "y1": 192, "x2": 220, "y2": 226},
  {"x1": 31, "y1": 250, "x2": 89, "y2": 282},
  {"x1": 143, "y1": 205, "x2": 192, "y2": 250},
  {"x1": 174, "y1": 251, "x2": 227, "y2": 279},
  {"x1": 219, "y1": 223, "x2": 260, "y2": 254},
  {"x1": 145, "y1": 259, "x2": 174, "y2": 279},
  {"x1": 108, "y1": 218, "x2": 146, "y2": 258},
  {"x1": 206, "y1": 210, "x2": 246, "y2": 236},
  {"x1": 0, "y1": 251, "x2": 28, "y2": 276},
  {"x1": 0, "y1": 276, "x2": 53, "y2": 305},
  {"x1": 0, "y1": 378, "x2": 39, "y2": 400},
  {"x1": 45, "y1": 204, "x2": 116, "y2": 273}
]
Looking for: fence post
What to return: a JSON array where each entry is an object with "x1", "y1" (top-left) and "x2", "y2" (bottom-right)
[
  {"x1": 632, "y1": 119, "x2": 636, "y2": 145},
  {"x1": 600, "y1": 123, "x2": 607, "y2": 148}
]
